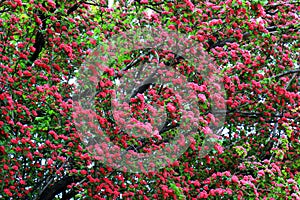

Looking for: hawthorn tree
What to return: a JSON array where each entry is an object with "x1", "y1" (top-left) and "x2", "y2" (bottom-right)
[{"x1": 0, "y1": 0, "x2": 299, "y2": 199}]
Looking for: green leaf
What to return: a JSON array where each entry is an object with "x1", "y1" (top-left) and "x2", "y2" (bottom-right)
[
  {"x1": 260, "y1": 0, "x2": 268, "y2": 5},
  {"x1": 3, "y1": 125, "x2": 11, "y2": 133},
  {"x1": 35, "y1": 117, "x2": 44, "y2": 121},
  {"x1": 48, "y1": 110, "x2": 55, "y2": 115},
  {"x1": 169, "y1": 182, "x2": 185, "y2": 200}
]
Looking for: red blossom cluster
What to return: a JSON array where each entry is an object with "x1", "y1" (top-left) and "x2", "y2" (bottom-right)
[{"x1": 0, "y1": 0, "x2": 299, "y2": 199}]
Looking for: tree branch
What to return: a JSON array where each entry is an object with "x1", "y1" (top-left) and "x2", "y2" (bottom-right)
[
  {"x1": 67, "y1": 3, "x2": 81, "y2": 14},
  {"x1": 29, "y1": 12, "x2": 47, "y2": 63},
  {"x1": 212, "y1": 110, "x2": 285, "y2": 118},
  {"x1": 37, "y1": 176, "x2": 81, "y2": 200},
  {"x1": 272, "y1": 69, "x2": 300, "y2": 79},
  {"x1": 265, "y1": 1, "x2": 300, "y2": 10},
  {"x1": 206, "y1": 32, "x2": 250, "y2": 51}
]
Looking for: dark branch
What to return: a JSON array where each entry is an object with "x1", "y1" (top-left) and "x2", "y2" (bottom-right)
[
  {"x1": 37, "y1": 176, "x2": 81, "y2": 200},
  {"x1": 265, "y1": 1, "x2": 300, "y2": 11},
  {"x1": 29, "y1": 31, "x2": 45, "y2": 62},
  {"x1": 130, "y1": 72, "x2": 157, "y2": 99},
  {"x1": 61, "y1": 189, "x2": 77, "y2": 200},
  {"x1": 212, "y1": 110, "x2": 284, "y2": 118},
  {"x1": 206, "y1": 32, "x2": 250, "y2": 51},
  {"x1": 29, "y1": 12, "x2": 47, "y2": 63},
  {"x1": 81, "y1": 1, "x2": 108, "y2": 7},
  {"x1": 67, "y1": 3, "x2": 81, "y2": 14},
  {"x1": 273, "y1": 69, "x2": 300, "y2": 79},
  {"x1": 207, "y1": 22, "x2": 299, "y2": 52}
]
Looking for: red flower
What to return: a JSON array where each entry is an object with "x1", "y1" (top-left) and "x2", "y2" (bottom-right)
[
  {"x1": 168, "y1": 25, "x2": 176, "y2": 30},
  {"x1": 140, "y1": 0, "x2": 148, "y2": 4},
  {"x1": 214, "y1": 144, "x2": 224, "y2": 154},
  {"x1": 231, "y1": 175, "x2": 239, "y2": 183},
  {"x1": 81, "y1": 170, "x2": 87, "y2": 175},
  {"x1": 198, "y1": 191, "x2": 208, "y2": 198},
  {"x1": 166, "y1": 103, "x2": 176, "y2": 113},
  {"x1": 4, "y1": 188, "x2": 12, "y2": 196},
  {"x1": 3, "y1": 164, "x2": 8, "y2": 170}
]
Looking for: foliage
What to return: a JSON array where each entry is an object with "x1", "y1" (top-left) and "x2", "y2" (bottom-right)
[{"x1": 0, "y1": 0, "x2": 299, "y2": 199}]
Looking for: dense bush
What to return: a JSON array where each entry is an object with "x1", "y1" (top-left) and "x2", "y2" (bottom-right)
[{"x1": 0, "y1": 0, "x2": 299, "y2": 199}]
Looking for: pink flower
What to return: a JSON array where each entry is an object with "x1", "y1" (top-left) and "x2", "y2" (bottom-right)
[
  {"x1": 202, "y1": 126, "x2": 212, "y2": 135},
  {"x1": 47, "y1": 159, "x2": 53, "y2": 165},
  {"x1": 4, "y1": 188, "x2": 12, "y2": 196},
  {"x1": 215, "y1": 188, "x2": 224, "y2": 195},
  {"x1": 166, "y1": 103, "x2": 176, "y2": 113},
  {"x1": 198, "y1": 94, "x2": 206, "y2": 102},
  {"x1": 223, "y1": 171, "x2": 231, "y2": 177},
  {"x1": 15, "y1": 0, "x2": 22, "y2": 6},
  {"x1": 226, "y1": 188, "x2": 233, "y2": 195},
  {"x1": 168, "y1": 25, "x2": 176, "y2": 30},
  {"x1": 287, "y1": 179, "x2": 295, "y2": 184},
  {"x1": 198, "y1": 191, "x2": 208, "y2": 198},
  {"x1": 17, "y1": 43, "x2": 25, "y2": 48},
  {"x1": 11, "y1": 138, "x2": 18, "y2": 144},
  {"x1": 35, "y1": 16, "x2": 42, "y2": 26},
  {"x1": 214, "y1": 143, "x2": 223, "y2": 154},
  {"x1": 209, "y1": 189, "x2": 216, "y2": 196},
  {"x1": 258, "y1": 170, "x2": 265, "y2": 176},
  {"x1": 153, "y1": 131, "x2": 162, "y2": 140},
  {"x1": 192, "y1": 180, "x2": 200, "y2": 187},
  {"x1": 80, "y1": 170, "x2": 87, "y2": 175},
  {"x1": 86, "y1": 31, "x2": 93, "y2": 36},
  {"x1": 184, "y1": 0, "x2": 194, "y2": 11},
  {"x1": 231, "y1": 175, "x2": 239, "y2": 183},
  {"x1": 47, "y1": 0, "x2": 56, "y2": 8}
]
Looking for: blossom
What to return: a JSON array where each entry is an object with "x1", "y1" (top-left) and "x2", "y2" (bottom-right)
[
  {"x1": 80, "y1": 170, "x2": 87, "y2": 175},
  {"x1": 168, "y1": 25, "x2": 176, "y2": 30},
  {"x1": 198, "y1": 94, "x2": 206, "y2": 102},
  {"x1": 198, "y1": 191, "x2": 208, "y2": 198},
  {"x1": 4, "y1": 188, "x2": 12, "y2": 196},
  {"x1": 47, "y1": 0, "x2": 56, "y2": 8},
  {"x1": 166, "y1": 103, "x2": 176, "y2": 113},
  {"x1": 257, "y1": 170, "x2": 265, "y2": 176},
  {"x1": 231, "y1": 175, "x2": 239, "y2": 183}
]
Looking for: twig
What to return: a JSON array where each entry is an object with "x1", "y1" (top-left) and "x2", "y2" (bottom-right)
[
  {"x1": 144, "y1": 5, "x2": 162, "y2": 14},
  {"x1": 272, "y1": 69, "x2": 300, "y2": 79},
  {"x1": 265, "y1": 1, "x2": 300, "y2": 10}
]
